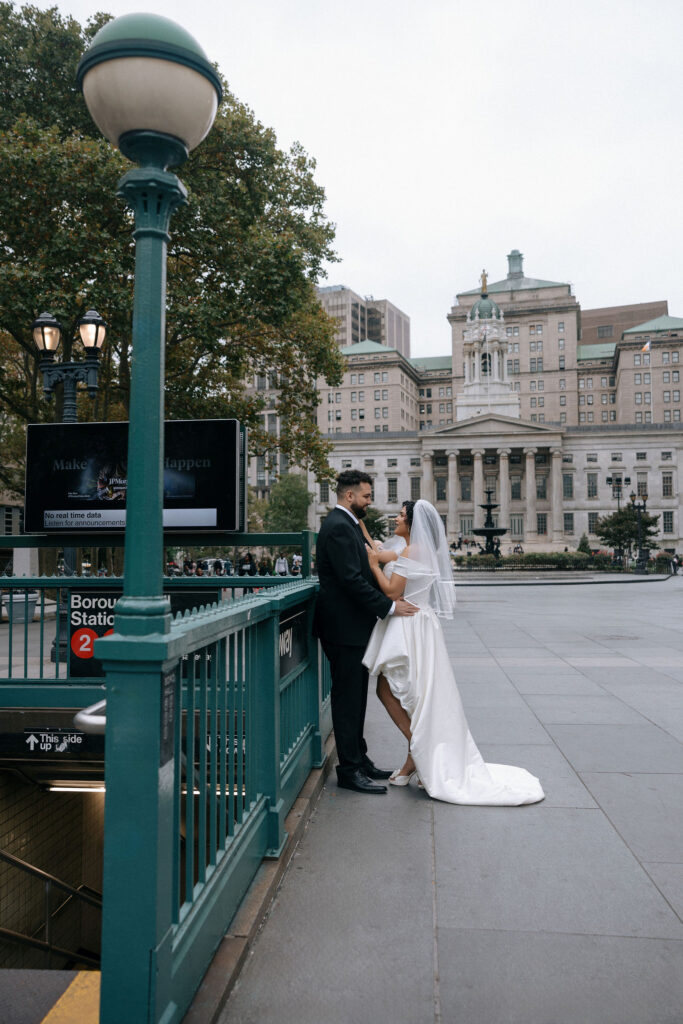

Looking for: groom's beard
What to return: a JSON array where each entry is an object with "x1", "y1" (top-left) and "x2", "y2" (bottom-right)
[{"x1": 351, "y1": 503, "x2": 367, "y2": 519}]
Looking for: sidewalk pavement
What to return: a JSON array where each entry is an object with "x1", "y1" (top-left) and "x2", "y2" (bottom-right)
[{"x1": 221, "y1": 577, "x2": 683, "y2": 1024}]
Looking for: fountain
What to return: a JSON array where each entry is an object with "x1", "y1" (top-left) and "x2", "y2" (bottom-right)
[{"x1": 472, "y1": 487, "x2": 508, "y2": 558}]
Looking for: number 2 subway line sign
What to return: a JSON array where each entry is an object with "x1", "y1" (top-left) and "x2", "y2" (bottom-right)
[{"x1": 69, "y1": 590, "x2": 116, "y2": 677}]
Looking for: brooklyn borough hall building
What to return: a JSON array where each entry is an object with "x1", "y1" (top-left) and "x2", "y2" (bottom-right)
[{"x1": 265, "y1": 250, "x2": 683, "y2": 552}]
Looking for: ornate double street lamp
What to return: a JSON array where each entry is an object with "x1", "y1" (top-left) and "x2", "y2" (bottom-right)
[
  {"x1": 32, "y1": 309, "x2": 107, "y2": 423},
  {"x1": 629, "y1": 489, "x2": 649, "y2": 574},
  {"x1": 31, "y1": 309, "x2": 107, "y2": 657},
  {"x1": 77, "y1": 13, "x2": 222, "y2": 636}
]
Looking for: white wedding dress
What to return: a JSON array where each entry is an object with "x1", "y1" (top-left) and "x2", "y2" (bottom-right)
[{"x1": 363, "y1": 555, "x2": 544, "y2": 806}]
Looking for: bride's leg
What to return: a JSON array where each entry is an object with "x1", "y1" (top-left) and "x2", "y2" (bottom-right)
[
  {"x1": 376, "y1": 674, "x2": 411, "y2": 740},
  {"x1": 376, "y1": 675, "x2": 415, "y2": 776}
]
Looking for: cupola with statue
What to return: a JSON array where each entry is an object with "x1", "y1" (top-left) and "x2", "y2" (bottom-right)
[{"x1": 456, "y1": 270, "x2": 521, "y2": 421}]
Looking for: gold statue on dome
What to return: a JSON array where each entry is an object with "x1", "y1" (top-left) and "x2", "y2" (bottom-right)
[{"x1": 481, "y1": 269, "x2": 488, "y2": 294}]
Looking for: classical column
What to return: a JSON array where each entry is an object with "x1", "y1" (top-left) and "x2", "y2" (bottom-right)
[
  {"x1": 447, "y1": 450, "x2": 459, "y2": 539},
  {"x1": 497, "y1": 447, "x2": 512, "y2": 530},
  {"x1": 551, "y1": 447, "x2": 563, "y2": 544},
  {"x1": 524, "y1": 447, "x2": 537, "y2": 543},
  {"x1": 474, "y1": 342, "x2": 481, "y2": 383},
  {"x1": 472, "y1": 448, "x2": 485, "y2": 528},
  {"x1": 421, "y1": 451, "x2": 434, "y2": 503}
]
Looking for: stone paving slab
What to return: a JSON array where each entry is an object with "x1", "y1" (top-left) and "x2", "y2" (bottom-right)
[
  {"x1": 219, "y1": 578, "x2": 683, "y2": 1024},
  {"x1": 437, "y1": 930, "x2": 683, "y2": 1024}
]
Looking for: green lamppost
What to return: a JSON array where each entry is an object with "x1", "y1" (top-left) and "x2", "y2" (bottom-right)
[
  {"x1": 77, "y1": 13, "x2": 222, "y2": 637},
  {"x1": 630, "y1": 489, "x2": 650, "y2": 574}
]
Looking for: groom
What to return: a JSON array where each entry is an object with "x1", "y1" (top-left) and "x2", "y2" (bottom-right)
[{"x1": 313, "y1": 469, "x2": 418, "y2": 794}]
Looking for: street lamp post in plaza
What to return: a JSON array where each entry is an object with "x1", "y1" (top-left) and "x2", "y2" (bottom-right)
[
  {"x1": 77, "y1": 12, "x2": 222, "y2": 637},
  {"x1": 606, "y1": 473, "x2": 630, "y2": 566},
  {"x1": 629, "y1": 490, "x2": 650, "y2": 574},
  {"x1": 32, "y1": 309, "x2": 107, "y2": 658}
]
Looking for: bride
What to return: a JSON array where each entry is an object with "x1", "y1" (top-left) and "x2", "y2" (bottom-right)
[{"x1": 361, "y1": 499, "x2": 544, "y2": 806}]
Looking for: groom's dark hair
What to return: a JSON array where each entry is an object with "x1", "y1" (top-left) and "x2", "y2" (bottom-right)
[{"x1": 336, "y1": 469, "x2": 372, "y2": 496}]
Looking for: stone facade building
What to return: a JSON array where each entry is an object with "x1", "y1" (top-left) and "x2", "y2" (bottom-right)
[{"x1": 300, "y1": 251, "x2": 683, "y2": 552}]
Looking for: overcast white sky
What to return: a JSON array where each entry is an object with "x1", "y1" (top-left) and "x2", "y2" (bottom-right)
[{"x1": 32, "y1": 0, "x2": 683, "y2": 355}]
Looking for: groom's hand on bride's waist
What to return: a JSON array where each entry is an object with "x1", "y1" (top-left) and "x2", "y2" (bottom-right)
[{"x1": 392, "y1": 599, "x2": 419, "y2": 617}]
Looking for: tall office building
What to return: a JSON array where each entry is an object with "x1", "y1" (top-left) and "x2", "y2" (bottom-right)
[{"x1": 316, "y1": 285, "x2": 411, "y2": 357}]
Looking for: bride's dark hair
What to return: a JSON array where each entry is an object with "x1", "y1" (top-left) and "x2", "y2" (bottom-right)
[{"x1": 402, "y1": 500, "x2": 415, "y2": 529}]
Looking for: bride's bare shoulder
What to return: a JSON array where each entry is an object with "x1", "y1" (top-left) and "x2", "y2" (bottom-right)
[{"x1": 401, "y1": 545, "x2": 412, "y2": 558}]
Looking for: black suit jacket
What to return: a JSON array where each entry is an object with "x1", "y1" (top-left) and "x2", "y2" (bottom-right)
[{"x1": 313, "y1": 507, "x2": 392, "y2": 646}]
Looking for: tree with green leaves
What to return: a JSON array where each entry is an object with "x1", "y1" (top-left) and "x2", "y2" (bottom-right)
[
  {"x1": 0, "y1": 2, "x2": 343, "y2": 497},
  {"x1": 577, "y1": 532, "x2": 591, "y2": 555},
  {"x1": 263, "y1": 474, "x2": 312, "y2": 533},
  {"x1": 363, "y1": 506, "x2": 388, "y2": 541},
  {"x1": 596, "y1": 506, "x2": 660, "y2": 560}
]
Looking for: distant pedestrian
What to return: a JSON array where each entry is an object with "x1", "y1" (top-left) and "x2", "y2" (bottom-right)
[{"x1": 275, "y1": 553, "x2": 289, "y2": 576}]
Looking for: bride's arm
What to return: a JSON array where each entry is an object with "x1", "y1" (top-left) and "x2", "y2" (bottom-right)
[
  {"x1": 365, "y1": 544, "x2": 407, "y2": 600},
  {"x1": 359, "y1": 519, "x2": 398, "y2": 564}
]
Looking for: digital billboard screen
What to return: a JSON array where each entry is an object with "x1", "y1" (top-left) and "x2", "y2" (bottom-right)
[{"x1": 25, "y1": 419, "x2": 244, "y2": 533}]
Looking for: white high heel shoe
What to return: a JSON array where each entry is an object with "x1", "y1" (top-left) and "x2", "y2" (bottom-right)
[{"x1": 389, "y1": 768, "x2": 417, "y2": 787}]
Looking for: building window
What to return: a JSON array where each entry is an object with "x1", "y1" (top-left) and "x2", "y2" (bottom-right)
[
  {"x1": 665, "y1": 410, "x2": 672, "y2": 422},
  {"x1": 536, "y1": 476, "x2": 547, "y2": 500},
  {"x1": 636, "y1": 412, "x2": 643, "y2": 423},
  {"x1": 559, "y1": 356, "x2": 565, "y2": 370},
  {"x1": 587, "y1": 453, "x2": 598, "y2": 463},
  {"x1": 664, "y1": 391, "x2": 671, "y2": 403},
  {"x1": 675, "y1": 391, "x2": 681, "y2": 403},
  {"x1": 663, "y1": 510, "x2": 674, "y2": 534},
  {"x1": 635, "y1": 393, "x2": 642, "y2": 404},
  {"x1": 662, "y1": 473, "x2": 673, "y2": 497},
  {"x1": 510, "y1": 475, "x2": 521, "y2": 501},
  {"x1": 320, "y1": 481, "x2": 330, "y2": 503},
  {"x1": 510, "y1": 514, "x2": 524, "y2": 538},
  {"x1": 597, "y1": 325, "x2": 613, "y2": 338},
  {"x1": 645, "y1": 392, "x2": 651, "y2": 404},
  {"x1": 350, "y1": 374, "x2": 357, "y2": 385},
  {"x1": 558, "y1": 321, "x2": 564, "y2": 332},
  {"x1": 563, "y1": 474, "x2": 573, "y2": 499},
  {"x1": 410, "y1": 477, "x2": 421, "y2": 501},
  {"x1": 587, "y1": 473, "x2": 598, "y2": 498},
  {"x1": 611, "y1": 453, "x2": 622, "y2": 462},
  {"x1": 663, "y1": 352, "x2": 670, "y2": 364},
  {"x1": 537, "y1": 513, "x2": 547, "y2": 535},
  {"x1": 461, "y1": 477, "x2": 472, "y2": 501},
  {"x1": 388, "y1": 478, "x2": 398, "y2": 503},
  {"x1": 588, "y1": 512, "x2": 599, "y2": 534},
  {"x1": 564, "y1": 512, "x2": 574, "y2": 534},
  {"x1": 637, "y1": 473, "x2": 648, "y2": 497},
  {"x1": 435, "y1": 477, "x2": 447, "y2": 502},
  {"x1": 351, "y1": 409, "x2": 357, "y2": 420}
]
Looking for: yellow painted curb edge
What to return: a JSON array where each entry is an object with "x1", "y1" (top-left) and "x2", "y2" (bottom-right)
[{"x1": 40, "y1": 971, "x2": 100, "y2": 1024}]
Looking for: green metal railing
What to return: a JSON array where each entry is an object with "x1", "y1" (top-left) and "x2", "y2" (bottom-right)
[
  {"x1": 0, "y1": 532, "x2": 331, "y2": 1023},
  {"x1": 97, "y1": 579, "x2": 330, "y2": 1023}
]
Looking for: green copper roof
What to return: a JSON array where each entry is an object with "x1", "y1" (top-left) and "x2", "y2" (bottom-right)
[
  {"x1": 622, "y1": 315, "x2": 683, "y2": 335},
  {"x1": 460, "y1": 275, "x2": 569, "y2": 296},
  {"x1": 409, "y1": 355, "x2": 452, "y2": 371},
  {"x1": 340, "y1": 340, "x2": 396, "y2": 355},
  {"x1": 469, "y1": 295, "x2": 501, "y2": 319},
  {"x1": 577, "y1": 343, "x2": 616, "y2": 361}
]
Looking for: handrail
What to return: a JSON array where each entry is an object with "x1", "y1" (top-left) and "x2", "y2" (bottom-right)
[
  {"x1": 0, "y1": 926, "x2": 100, "y2": 968},
  {"x1": 0, "y1": 849, "x2": 102, "y2": 909},
  {"x1": 74, "y1": 699, "x2": 107, "y2": 734}
]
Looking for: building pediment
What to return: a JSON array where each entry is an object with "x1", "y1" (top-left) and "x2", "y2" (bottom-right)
[{"x1": 422, "y1": 413, "x2": 563, "y2": 450}]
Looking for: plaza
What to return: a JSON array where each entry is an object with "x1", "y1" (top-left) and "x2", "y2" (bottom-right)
[{"x1": 213, "y1": 577, "x2": 683, "y2": 1024}]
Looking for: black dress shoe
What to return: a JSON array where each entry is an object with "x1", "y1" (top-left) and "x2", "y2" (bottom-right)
[
  {"x1": 362, "y1": 762, "x2": 393, "y2": 780},
  {"x1": 337, "y1": 769, "x2": 387, "y2": 794}
]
